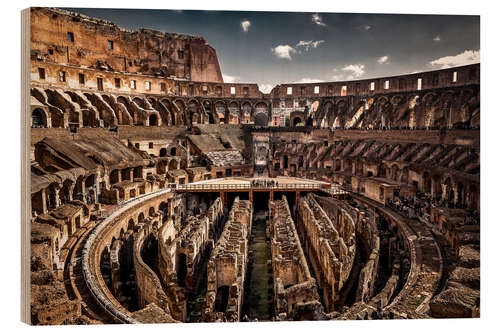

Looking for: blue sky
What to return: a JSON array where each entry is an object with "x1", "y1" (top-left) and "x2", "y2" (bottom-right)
[{"x1": 65, "y1": 8, "x2": 480, "y2": 92}]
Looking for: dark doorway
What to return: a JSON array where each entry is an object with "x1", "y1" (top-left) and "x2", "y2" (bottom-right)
[
  {"x1": 253, "y1": 191, "x2": 270, "y2": 211},
  {"x1": 293, "y1": 117, "x2": 302, "y2": 127},
  {"x1": 177, "y1": 253, "x2": 187, "y2": 287},
  {"x1": 215, "y1": 286, "x2": 230, "y2": 312},
  {"x1": 149, "y1": 114, "x2": 158, "y2": 126},
  {"x1": 32, "y1": 109, "x2": 45, "y2": 127},
  {"x1": 227, "y1": 192, "x2": 249, "y2": 209}
]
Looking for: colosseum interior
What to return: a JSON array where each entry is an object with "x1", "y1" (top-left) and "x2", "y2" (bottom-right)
[{"x1": 27, "y1": 7, "x2": 480, "y2": 325}]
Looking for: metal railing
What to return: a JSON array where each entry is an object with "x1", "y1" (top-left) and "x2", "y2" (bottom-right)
[
  {"x1": 321, "y1": 185, "x2": 350, "y2": 196},
  {"x1": 176, "y1": 182, "x2": 325, "y2": 191}
]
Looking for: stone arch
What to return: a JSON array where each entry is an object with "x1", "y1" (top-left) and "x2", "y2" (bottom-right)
[
  {"x1": 60, "y1": 178, "x2": 74, "y2": 204},
  {"x1": 336, "y1": 100, "x2": 348, "y2": 128},
  {"x1": 127, "y1": 218, "x2": 135, "y2": 231},
  {"x1": 468, "y1": 184, "x2": 479, "y2": 211},
  {"x1": 335, "y1": 158, "x2": 341, "y2": 171},
  {"x1": 168, "y1": 159, "x2": 178, "y2": 170},
  {"x1": 456, "y1": 181, "x2": 465, "y2": 207},
  {"x1": 401, "y1": 166, "x2": 409, "y2": 184},
  {"x1": 174, "y1": 99, "x2": 187, "y2": 125},
  {"x1": 187, "y1": 99, "x2": 202, "y2": 125},
  {"x1": 72, "y1": 175, "x2": 86, "y2": 200},
  {"x1": 323, "y1": 101, "x2": 335, "y2": 128},
  {"x1": 241, "y1": 101, "x2": 252, "y2": 114},
  {"x1": 390, "y1": 94, "x2": 405, "y2": 106},
  {"x1": 149, "y1": 98, "x2": 172, "y2": 126},
  {"x1": 84, "y1": 92, "x2": 116, "y2": 127},
  {"x1": 254, "y1": 111, "x2": 268, "y2": 126},
  {"x1": 119, "y1": 227, "x2": 126, "y2": 241},
  {"x1": 378, "y1": 163, "x2": 389, "y2": 178},
  {"x1": 391, "y1": 164, "x2": 401, "y2": 181},
  {"x1": 109, "y1": 169, "x2": 120, "y2": 185},
  {"x1": 421, "y1": 92, "x2": 439, "y2": 128},
  {"x1": 133, "y1": 97, "x2": 146, "y2": 109},
  {"x1": 214, "y1": 100, "x2": 227, "y2": 124},
  {"x1": 293, "y1": 116, "x2": 302, "y2": 127},
  {"x1": 31, "y1": 108, "x2": 48, "y2": 127},
  {"x1": 423, "y1": 171, "x2": 432, "y2": 194},
  {"x1": 148, "y1": 206, "x2": 155, "y2": 217},
  {"x1": 443, "y1": 177, "x2": 454, "y2": 206},
  {"x1": 148, "y1": 113, "x2": 158, "y2": 126},
  {"x1": 228, "y1": 101, "x2": 240, "y2": 124},
  {"x1": 254, "y1": 101, "x2": 268, "y2": 119},
  {"x1": 441, "y1": 91, "x2": 457, "y2": 128},
  {"x1": 432, "y1": 174, "x2": 442, "y2": 199},
  {"x1": 290, "y1": 111, "x2": 304, "y2": 127},
  {"x1": 161, "y1": 98, "x2": 177, "y2": 125}
]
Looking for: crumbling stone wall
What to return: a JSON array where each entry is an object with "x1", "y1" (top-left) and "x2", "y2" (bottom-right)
[
  {"x1": 31, "y1": 8, "x2": 223, "y2": 82},
  {"x1": 203, "y1": 198, "x2": 252, "y2": 322},
  {"x1": 132, "y1": 218, "x2": 176, "y2": 321},
  {"x1": 297, "y1": 193, "x2": 351, "y2": 312},
  {"x1": 269, "y1": 196, "x2": 322, "y2": 320}
]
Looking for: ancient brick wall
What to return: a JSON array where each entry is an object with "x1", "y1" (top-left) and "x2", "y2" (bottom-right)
[{"x1": 30, "y1": 8, "x2": 223, "y2": 82}]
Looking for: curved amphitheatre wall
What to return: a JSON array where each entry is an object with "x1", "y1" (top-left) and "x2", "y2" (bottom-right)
[
  {"x1": 349, "y1": 195, "x2": 442, "y2": 316},
  {"x1": 82, "y1": 188, "x2": 176, "y2": 323},
  {"x1": 307, "y1": 193, "x2": 441, "y2": 317},
  {"x1": 132, "y1": 220, "x2": 176, "y2": 321}
]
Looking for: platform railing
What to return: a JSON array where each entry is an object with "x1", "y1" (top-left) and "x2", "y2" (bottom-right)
[{"x1": 176, "y1": 182, "x2": 326, "y2": 191}]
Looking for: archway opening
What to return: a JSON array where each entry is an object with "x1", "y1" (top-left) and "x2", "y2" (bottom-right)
[
  {"x1": 149, "y1": 114, "x2": 158, "y2": 126},
  {"x1": 255, "y1": 112, "x2": 268, "y2": 126},
  {"x1": 32, "y1": 108, "x2": 45, "y2": 127},
  {"x1": 177, "y1": 253, "x2": 187, "y2": 287},
  {"x1": 293, "y1": 116, "x2": 302, "y2": 127},
  {"x1": 215, "y1": 286, "x2": 230, "y2": 312}
]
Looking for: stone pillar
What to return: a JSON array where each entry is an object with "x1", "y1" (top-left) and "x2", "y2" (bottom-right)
[
  {"x1": 441, "y1": 184, "x2": 447, "y2": 201},
  {"x1": 220, "y1": 191, "x2": 227, "y2": 207},
  {"x1": 63, "y1": 111, "x2": 70, "y2": 128},
  {"x1": 54, "y1": 186, "x2": 61, "y2": 208},
  {"x1": 41, "y1": 188, "x2": 47, "y2": 214},
  {"x1": 68, "y1": 184, "x2": 74, "y2": 201},
  {"x1": 77, "y1": 110, "x2": 83, "y2": 128},
  {"x1": 453, "y1": 186, "x2": 459, "y2": 206}
]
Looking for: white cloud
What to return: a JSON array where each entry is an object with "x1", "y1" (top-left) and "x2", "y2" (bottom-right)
[
  {"x1": 433, "y1": 36, "x2": 441, "y2": 42},
  {"x1": 241, "y1": 20, "x2": 251, "y2": 32},
  {"x1": 331, "y1": 74, "x2": 343, "y2": 81},
  {"x1": 296, "y1": 40, "x2": 325, "y2": 52},
  {"x1": 342, "y1": 64, "x2": 365, "y2": 77},
  {"x1": 362, "y1": 25, "x2": 372, "y2": 30},
  {"x1": 222, "y1": 73, "x2": 239, "y2": 83},
  {"x1": 429, "y1": 50, "x2": 480, "y2": 69},
  {"x1": 312, "y1": 13, "x2": 327, "y2": 27},
  {"x1": 295, "y1": 78, "x2": 324, "y2": 83},
  {"x1": 330, "y1": 64, "x2": 365, "y2": 81},
  {"x1": 258, "y1": 83, "x2": 275, "y2": 94},
  {"x1": 271, "y1": 44, "x2": 297, "y2": 60},
  {"x1": 377, "y1": 55, "x2": 389, "y2": 64}
]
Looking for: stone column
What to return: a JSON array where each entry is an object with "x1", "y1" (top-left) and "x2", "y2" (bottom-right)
[
  {"x1": 41, "y1": 188, "x2": 47, "y2": 214},
  {"x1": 68, "y1": 184, "x2": 74, "y2": 202}
]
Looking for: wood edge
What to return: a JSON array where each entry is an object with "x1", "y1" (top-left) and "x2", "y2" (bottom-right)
[{"x1": 21, "y1": 7, "x2": 31, "y2": 325}]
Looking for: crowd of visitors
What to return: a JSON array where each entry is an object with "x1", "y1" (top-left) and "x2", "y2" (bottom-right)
[
  {"x1": 387, "y1": 190, "x2": 480, "y2": 225},
  {"x1": 251, "y1": 179, "x2": 278, "y2": 187}
]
